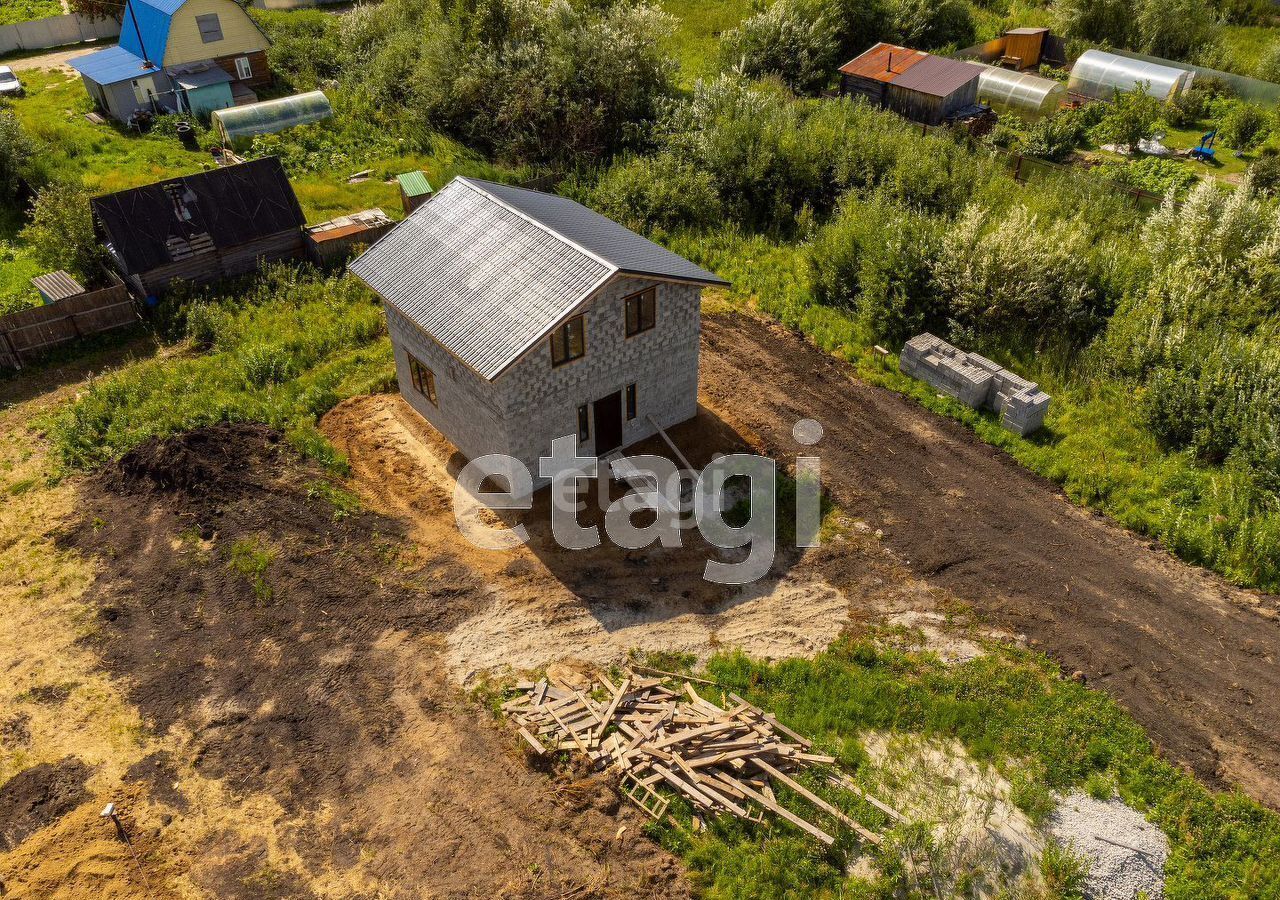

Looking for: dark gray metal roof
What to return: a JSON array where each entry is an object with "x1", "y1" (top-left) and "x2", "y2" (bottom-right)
[
  {"x1": 889, "y1": 55, "x2": 982, "y2": 98},
  {"x1": 349, "y1": 177, "x2": 728, "y2": 381},
  {"x1": 470, "y1": 179, "x2": 728, "y2": 287},
  {"x1": 172, "y1": 66, "x2": 233, "y2": 90}
]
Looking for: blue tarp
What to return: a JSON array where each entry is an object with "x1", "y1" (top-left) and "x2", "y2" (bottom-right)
[
  {"x1": 69, "y1": 45, "x2": 157, "y2": 86},
  {"x1": 118, "y1": 0, "x2": 184, "y2": 65}
]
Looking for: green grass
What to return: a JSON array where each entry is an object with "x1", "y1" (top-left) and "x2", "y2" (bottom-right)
[
  {"x1": 659, "y1": 0, "x2": 750, "y2": 87},
  {"x1": 46, "y1": 266, "x2": 395, "y2": 472},
  {"x1": 1219, "y1": 24, "x2": 1278, "y2": 77},
  {"x1": 0, "y1": 0, "x2": 63, "y2": 26},
  {"x1": 655, "y1": 640, "x2": 1280, "y2": 899}
]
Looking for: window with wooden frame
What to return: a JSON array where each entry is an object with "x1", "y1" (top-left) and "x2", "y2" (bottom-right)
[
  {"x1": 625, "y1": 383, "x2": 637, "y2": 421},
  {"x1": 407, "y1": 355, "x2": 438, "y2": 406},
  {"x1": 550, "y1": 315, "x2": 586, "y2": 367},
  {"x1": 196, "y1": 13, "x2": 223, "y2": 43},
  {"x1": 624, "y1": 287, "x2": 656, "y2": 337},
  {"x1": 577, "y1": 404, "x2": 590, "y2": 443}
]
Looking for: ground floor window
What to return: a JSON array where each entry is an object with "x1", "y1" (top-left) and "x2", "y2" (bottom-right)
[
  {"x1": 625, "y1": 383, "x2": 637, "y2": 420},
  {"x1": 408, "y1": 354, "x2": 437, "y2": 406},
  {"x1": 235, "y1": 56, "x2": 253, "y2": 80},
  {"x1": 578, "y1": 404, "x2": 590, "y2": 443}
]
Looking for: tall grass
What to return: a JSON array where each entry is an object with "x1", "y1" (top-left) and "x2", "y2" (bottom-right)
[
  {"x1": 678, "y1": 641, "x2": 1280, "y2": 899},
  {"x1": 48, "y1": 267, "x2": 395, "y2": 472}
]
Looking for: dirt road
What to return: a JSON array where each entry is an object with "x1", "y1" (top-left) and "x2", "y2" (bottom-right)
[{"x1": 699, "y1": 314, "x2": 1280, "y2": 808}]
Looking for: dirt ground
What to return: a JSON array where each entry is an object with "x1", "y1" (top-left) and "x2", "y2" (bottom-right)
[
  {"x1": 31, "y1": 423, "x2": 690, "y2": 899},
  {"x1": 698, "y1": 314, "x2": 1280, "y2": 809}
]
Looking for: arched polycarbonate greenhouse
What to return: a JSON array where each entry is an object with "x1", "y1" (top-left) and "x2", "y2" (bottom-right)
[
  {"x1": 976, "y1": 67, "x2": 1067, "y2": 118},
  {"x1": 1067, "y1": 50, "x2": 1192, "y2": 102},
  {"x1": 212, "y1": 91, "x2": 334, "y2": 149}
]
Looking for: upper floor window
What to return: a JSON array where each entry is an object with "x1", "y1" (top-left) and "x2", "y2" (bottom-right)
[
  {"x1": 625, "y1": 287, "x2": 656, "y2": 337},
  {"x1": 196, "y1": 13, "x2": 223, "y2": 43},
  {"x1": 408, "y1": 354, "x2": 438, "y2": 406},
  {"x1": 551, "y1": 315, "x2": 585, "y2": 367}
]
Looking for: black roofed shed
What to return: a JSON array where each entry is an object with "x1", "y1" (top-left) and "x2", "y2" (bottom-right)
[{"x1": 92, "y1": 156, "x2": 307, "y2": 297}]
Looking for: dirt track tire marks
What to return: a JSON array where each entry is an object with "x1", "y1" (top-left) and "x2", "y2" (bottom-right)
[{"x1": 700, "y1": 314, "x2": 1280, "y2": 807}]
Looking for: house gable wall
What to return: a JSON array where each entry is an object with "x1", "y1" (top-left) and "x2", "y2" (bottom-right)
[
  {"x1": 496, "y1": 274, "x2": 702, "y2": 484},
  {"x1": 162, "y1": 0, "x2": 268, "y2": 68}
]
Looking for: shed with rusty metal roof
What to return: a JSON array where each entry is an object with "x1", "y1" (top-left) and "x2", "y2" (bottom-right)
[{"x1": 838, "y1": 43, "x2": 983, "y2": 125}]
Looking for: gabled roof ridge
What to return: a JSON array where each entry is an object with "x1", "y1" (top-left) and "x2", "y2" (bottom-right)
[{"x1": 454, "y1": 177, "x2": 619, "y2": 278}]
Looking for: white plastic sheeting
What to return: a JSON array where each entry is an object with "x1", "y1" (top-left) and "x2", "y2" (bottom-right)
[
  {"x1": 976, "y1": 66, "x2": 1066, "y2": 117},
  {"x1": 1067, "y1": 49, "x2": 1192, "y2": 101},
  {"x1": 212, "y1": 90, "x2": 333, "y2": 148}
]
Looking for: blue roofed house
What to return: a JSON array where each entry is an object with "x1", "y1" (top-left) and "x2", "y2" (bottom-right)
[{"x1": 70, "y1": 0, "x2": 271, "y2": 123}]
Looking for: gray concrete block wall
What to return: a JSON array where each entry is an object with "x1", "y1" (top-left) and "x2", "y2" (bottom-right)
[
  {"x1": 384, "y1": 276, "x2": 704, "y2": 496},
  {"x1": 499, "y1": 276, "x2": 702, "y2": 484},
  {"x1": 385, "y1": 303, "x2": 511, "y2": 464},
  {"x1": 901, "y1": 333, "x2": 1050, "y2": 435}
]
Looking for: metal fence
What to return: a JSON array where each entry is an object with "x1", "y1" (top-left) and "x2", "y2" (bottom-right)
[
  {"x1": 0, "y1": 13, "x2": 119, "y2": 56},
  {"x1": 0, "y1": 281, "x2": 138, "y2": 370}
]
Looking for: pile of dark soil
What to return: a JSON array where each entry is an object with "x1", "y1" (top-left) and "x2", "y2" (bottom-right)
[{"x1": 0, "y1": 758, "x2": 91, "y2": 853}]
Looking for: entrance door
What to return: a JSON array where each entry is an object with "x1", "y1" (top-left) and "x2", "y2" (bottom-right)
[{"x1": 593, "y1": 391, "x2": 623, "y2": 455}]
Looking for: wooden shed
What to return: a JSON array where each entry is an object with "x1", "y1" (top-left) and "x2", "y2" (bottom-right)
[
  {"x1": 839, "y1": 44, "x2": 982, "y2": 126},
  {"x1": 396, "y1": 171, "x2": 434, "y2": 215},
  {"x1": 1001, "y1": 27, "x2": 1048, "y2": 70},
  {"x1": 885, "y1": 56, "x2": 982, "y2": 125},
  {"x1": 838, "y1": 43, "x2": 928, "y2": 105},
  {"x1": 91, "y1": 156, "x2": 307, "y2": 298},
  {"x1": 305, "y1": 208, "x2": 396, "y2": 264}
]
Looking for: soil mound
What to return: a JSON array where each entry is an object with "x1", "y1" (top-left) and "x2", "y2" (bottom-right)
[
  {"x1": 112, "y1": 423, "x2": 284, "y2": 494},
  {"x1": 0, "y1": 757, "x2": 91, "y2": 852}
]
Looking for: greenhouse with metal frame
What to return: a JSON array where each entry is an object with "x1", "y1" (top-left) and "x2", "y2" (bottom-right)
[
  {"x1": 976, "y1": 66, "x2": 1067, "y2": 118},
  {"x1": 212, "y1": 90, "x2": 334, "y2": 149},
  {"x1": 1067, "y1": 50, "x2": 1192, "y2": 101}
]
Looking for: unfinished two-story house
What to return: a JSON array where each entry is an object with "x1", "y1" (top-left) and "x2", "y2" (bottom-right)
[{"x1": 349, "y1": 177, "x2": 729, "y2": 495}]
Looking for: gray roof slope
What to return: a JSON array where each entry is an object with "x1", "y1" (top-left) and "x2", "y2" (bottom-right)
[
  {"x1": 349, "y1": 177, "x2": 727, "y2": 381},
  {"x1": 473, "y1": 179, "x2": 728, "y2": 287}
]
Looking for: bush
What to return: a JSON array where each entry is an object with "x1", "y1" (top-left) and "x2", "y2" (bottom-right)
[
  {"x1": 582, "y1": 152, "x2": 724, "y2": 234},
  {"x1": 809, "y1": 191, "x2": 943, "y2": 343},
  {"x1": 0, "y1": 108, "x2": 40, "y2": 204},
  {"x1": 1136, "y1": 0, "x2": 1220, "y2": 61},
  {"x1": 719, "y1": 0, "x2": 841, "y2": 95},
  {"x1": 1092, "y1": 84, "x2": 1161, "y2": 151},
  {"x1": 1053, "y1": 0, "x2": 1136, "y2": 49},
  {"x1": 1021, "y1": 103, "x2": 1105, "y2": 161},
  {"x1": 1249, "y1": 149, "x2": 1280, "y2": 196},
  {"x1": 1218, "y1": 101, "x2": 1270, "y2": 150},
  {"x1": 890, "y1": 0, "x2": 975, "y2": 50},
  {"x1": 934, "y1": 203, "x2": 1101, "y2": 344},
  {"x1": 1093, "y1": 156, "x2": 1199, "y2": 197},
  {"x1": 21, "y1": 181, "x2": 105, "y2": 284},
  {"x1": 1257, "y1": 40, "x2": 1280, "y2": 83}
]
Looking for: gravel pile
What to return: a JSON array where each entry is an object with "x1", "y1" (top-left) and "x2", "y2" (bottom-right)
[{"x1": 1047, "y1": 791, "x2": 1168, "y2": 900}]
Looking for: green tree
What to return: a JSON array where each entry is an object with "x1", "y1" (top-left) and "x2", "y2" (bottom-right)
[
  {"x1": 1093, "y1": 84, "x2": 1161, "y2": 152},
  {"x1": 22, "y1": 182, "x2": 106, "y2": 284},
  {"x1": 891, "y1": 0, "x2": 975, "y2": 50},
  {"x1": 0, "y1": 109, "x2": 38, "y2": 205},
  {"x1": 67, "y1": 0, "x2": 125, "y2": 20},
  {"x1": 1052, "y1": 0, "x2": 1136, "y2": 49},
  {"x1": 1136, "y1": 0, "x2": 1219, "y2": 61}
]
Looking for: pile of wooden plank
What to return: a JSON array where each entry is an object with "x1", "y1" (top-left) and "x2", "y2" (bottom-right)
[{"x1": 503, "y1": 668, "x2": 903, "y2": 847}]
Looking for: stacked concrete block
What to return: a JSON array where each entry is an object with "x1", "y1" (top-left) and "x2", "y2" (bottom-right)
[{"x1": 899, "y1": 333, "x2": 1050, "y2": 435}]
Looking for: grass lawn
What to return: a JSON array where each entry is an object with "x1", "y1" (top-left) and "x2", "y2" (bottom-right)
[
  {"x1": 1220, "y1": 24, "x2": 1276, "y2": 77},
  {"x1": 0, "y1": 0, "x2": 63, "y2": 27},
  {"x1": 659, "y1": 0, "x2": 749, "y2": 87}
]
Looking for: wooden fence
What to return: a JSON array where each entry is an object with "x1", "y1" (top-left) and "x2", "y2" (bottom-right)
[{"x1": 0, "y1": 281, "x2": 138, "y2": 370}]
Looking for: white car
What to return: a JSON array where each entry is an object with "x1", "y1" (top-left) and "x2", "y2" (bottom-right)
[{"x1": 0, "y1": 66, "x2": 24, "y2": 98}]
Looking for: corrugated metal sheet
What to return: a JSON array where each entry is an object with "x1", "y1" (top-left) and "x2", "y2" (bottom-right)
[
  {"x1": 397, "y1": 171, "x2": 434, "y2": 198},
  {"x1": 349, "y1": 179, "x2": 614, "y2": 381},
  {"x1": 838, "y1": 43, "x2": 928, "y2": 82},
  {"x1": 349, "y1": 177, "x2": 728, "y2": 381},
  {"x1": 30, "y1": 271, "x2": 85, "y2": 303},
  {"x1": 476, "y1": 179, "x2": 727, "y2": 286},
  {"x1": 889, "y1": 55, "x2": 982, "y2": 98},
  {"x1": 118, "y1": 0, "x2": 181, "y2": 64},
  {"x1": 1005, "y1": 27, "x2": 1048, "y2": 35},
  {"x1": 69, "y1": 45, "x2": 156, "y2": 85},
  {"x1": 172, "y1": 65, "x2": 232, "y2": 89}
]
